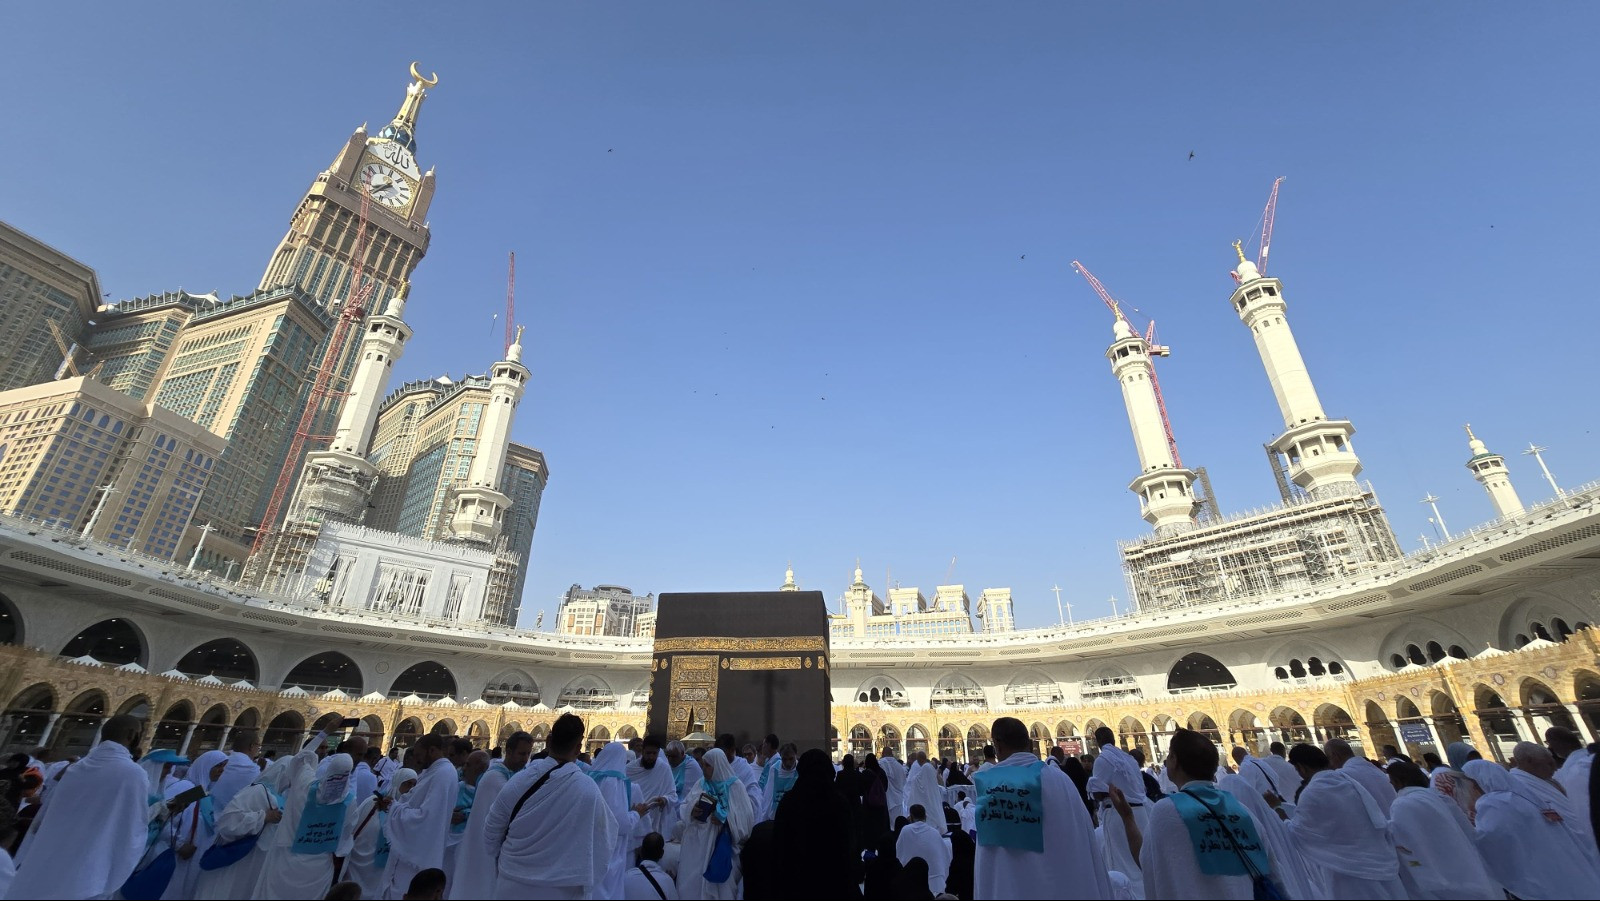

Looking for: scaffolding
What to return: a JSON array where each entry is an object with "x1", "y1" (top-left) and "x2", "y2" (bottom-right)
[{"x1": 1120, "y1": 483, "x2": 1401, "y2": 611}]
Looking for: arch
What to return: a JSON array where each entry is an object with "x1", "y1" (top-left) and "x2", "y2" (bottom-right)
[
  {"x1": 1575, "y1": 669, "x2": 1600, "y2": 737},
  {"x1": 468, "y1": 720, "x2": 491, "y2": 748},
  {"x1": 1167, "y1": 653, "x2": 1237, "y2": 693},
  {"x1": 938, "y1": 724, "x2": 961, "y2": 760},
  {"x1": 1116, "y1": 716, "x2": 1149, "y2": 757},
  {"x1": 59, "y1": 617, "x2": 147, "y2": 667},
  {"x1": 1363, "y1": 700, "x2": 1398, "y2": 756},
  {"x1": 855, "y1": 674, "x2": 909, "y2": 707},
  {"x1": 4, "y1": 683, "x2": 57, "y2": 752},
  {"x1": 54, "y1": 690, "x2": 109, "y2": 756},
  {"x1": 482, "y1": 670, "x2": 539, "y2": 706},
  {"x1": 430, "y1": 718, "x2": 457, "y2": 736},
  {"x1": 1496, "y1": 594, "x2": 1594, "y2": 653},
  {"x1": 1003, "y1": 670, "x2": 1064, "y2": 706},
  {"x1": 190, "y1": 704, "x2": 231, "y2": 754},
  {"x1": 283, "y1": 651, "x2": 363, "y2": 694},
  {"x1": 360, "y1": 715, "x2": 387, "y2": 744},
  {"x1": 905, "y1": 724, "x2": 929, "y2": 757},
  {"x1": 152, "y1": 699, "x2": 195, "y2": 750},
  {"x1": 1395, "y1": 696, "x2": 1422, "y2": 720},
  {"x1": 531, "y1": 723, "x2": 551, "y2": 749},
  {"x1": 498, "y1": 722, "x2": 525, "y2": 745},
  {"x1": 1081, "y1": 664, "x2": 1143, "y2": 701},
  {"x1": 877, "y1": 723, "x2": 902, "y2": 758},
  {"x1": 848, "y1": 724, "x2": 872, "y2": 757},
  {"x1": 1472, "y1": 685, "x2": 1519, "y2": 761},
  {"x1": 966, "y1": 723, "x2": 991, "y2": 762},
  {"x1": 615, "y1": 725, "x2": 639, "y2": 742},
  {"x1": 1520, "y1": 677, "x2": 1577, "y2": 733},
  {"x1": 1187, "y1": 712, "x2": 1220, "y2": 744},
  {"x1": 389, "y1": 661, "x2": 457, "y2": 700},
  {"x1": 557, "y1": 676, "x2": 616, "y2": 709},
  {"x1": 0, "y1": 591, "x2": 22, "y2": 646},
  {"x1": 264, "y1": 710, "x2": 307, "y2": 756},
  {"x1": 586, "y1": 724, "x2": 612, "y2": 752},
  {"x1": 931, "y1": 673, "x2": 986, "y2": 709},
  {"x1": 175, "y1": 638, "x2": 259, "y2": 683},
  {"x1": 393, "y1": 717, "x2": 424, "y2": 749},
  {"x1": 1428, "y1": 691, "x2": 1467, "y2": 746},
  {"x1": 1030, "y1": 722, "x2": 1051, "y2": 757},
  {"x1": 117, "y1": 694, "x2": 153, "y2": 718},
  {"x1": 311, "y1": 712, "x2": 345, "y2": 734}
]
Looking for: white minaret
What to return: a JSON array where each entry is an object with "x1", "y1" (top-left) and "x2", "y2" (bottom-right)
[
  {"x1": 294, "y1": 283, "x2": 414, "y2": 522},
  {"x1": 780, "y1": 563, "x2": 798, "y2": 591},
  {"x1": 1107, "y1": 314, "x2": 1198, "y2": 534},
  {"x1": 1464, "y1": 424, "x2": 1525, "y2": 519},
  {"x1": 449, "y1": 327, "x2": 530, "y2": 543},
  {"x1": 1230, "y1": 244, "x2": 1362, "y2": 499}
]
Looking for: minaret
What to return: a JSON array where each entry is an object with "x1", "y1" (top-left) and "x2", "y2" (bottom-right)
[
  {"x1": 450, "y1": 327, "x2": 530, "y2": 543},
  {"x1": 780, "y1": 563, "x2": 799, "y2": 591},
  {"x1": 291, "y1": 283, "x2": 413, "y2": 523},
  {"x1": 1106, "y1": 314, "x2": 1198, "y2": 534},
  {"x1": 1464, "y1": 424, "x2": 1525, "y2": 518},
  {"x1": 1231, "y1": 243, "x2": 1362, "y2": 499}
]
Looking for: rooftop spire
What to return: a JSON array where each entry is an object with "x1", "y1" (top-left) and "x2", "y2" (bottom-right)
[
  {"x1": 1465, "y1": 422, "x2": 1490, "y2": 457},
  {"x1": 506, "y1": 324, "x2": 525, "y2": 363},
  {"x1": 393, "y1": 62, "x2": 438, "y2": 131}
]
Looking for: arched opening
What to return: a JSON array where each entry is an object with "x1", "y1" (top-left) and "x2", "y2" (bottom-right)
[
  {"x1": 481, "y1": 670, "x2": 539, "y2": 706},
  {"x1": 1081, "y1": 666, "x2": 1142, "y2": 701},
  {"x1": 1473, "y1": 687, "x2": 1519, "y2": 762},
  {"x1": 191, "y1": 704, "x2": 231, "y2": 754},
  {"x1": 586, "y1": 725, "x2": 611, "y2": 753},
  {"x1": 1424, "y1": 641, "x2": 1446, "y2": 663},
  {"x1": 531, "y1": 723, "x2": 550, "y2": 752},
  {"x1": 1269, "y1": 706, "x2": 1313, "y2": 745},
  {"x1": 1552, "y1": 618, "x2": 1573, "y2": 640},
  {"x1": 855, "y1": 675, "x2": 909, "y2": 707},
  {"x1": 966, "y1": 723, "x2": 990, "y2": 763},
  {"x1": 1149, "y1": 714, "x2": 1178, "y2": 762},
  {"x1": 1288, "y1": 659, "x2": 1307, "y2": 678},
  {"x1": 938, "y1": 724, "x2": 961, "y2": 761},
  {"x1": 848, "y1": 724, "x2": 872, "y2": 758},
  {"x1": 359, "y1": 715, "x2": 386, "y2": 747},
  {"x1": 906, "y1": 724, "x2": 929, "y2": 757},
  {"x1": 1363, "y1": 700, "x2": 1398, "y2": 755},
  {"x1": 1531, "y1": 622, "x2": 1553, "y2": 642},
  {"x1": 1448, "y1": 645, "x2": 1469, "y2": 660},
  {"x1": 877, "y1": 723, "x2": 901, "y2": 758},
  {"x1": 0, "y1": 592, "x2": 22, "y2": 646},
  {"x1": 430, "y1": 718, "x2": 457, "y2": 737},
  {"x1": 464, "y1": 720, "x2": 489, "y2": 749},
  {"x1": 1405, "y1": 643, "x2": 1427, "y2": 666},
  {"x1": 283, "y1": 652, "x2": 363, "y2": 694},
  {"x1": 1187, "y1": 712, "x2": 1221, "y2": 745},
  {"x1": 498, "y1": 722, "x2": 524, "y2": 746},
  {"x1": 3, "y1": 684, "x2": 56, "y2": 754},
  {"x1": 234, "y1": 708, "x2": 260, "y2": 731},
  {"x1": 393, "y1": 717, "x2": 424, "y2": 750},
  {"x1": 1576, "y1": 671, "x2": 1600, "y2": 737},
  {"x1": 1118, "y1": 716, "x2": 1149, "y2": 758},
  {"x1": 263, "y1": 711, "x2": 306, "y2": 756},
  {"x1": 1003, "y1": 671, "x2": 1064, "y2": 706},
  {"x1": 1313, "y1": 703, "x2": 1360, "y2": 750},
  {"x1": 175, "y1": 639, "x2": 259, "y2": 683},
  {"x1": 1394, "y1": 696, "x2": 1432, "y2": 756},
  {"x1": 60, "y1": 618, "x2": 146, "y2": 667},
  {"x1": 1029, "y1": 722, "x2": 1050, "y2": 757},
  {"x1": 615, "y1": 725, "x2": 639, "y2": 743},
  {"x1": 1167, "y1": 653, "x2": 1237, "y2": 693},
  {"x1": 153, "y1": 700, "x2": 195, "y2": 750},
  {"x1": 1429, "y1": 691, "x2": 1467, "y2": 746},
  {"x1": 557, "y1": 676, "x2": 616, "y2": 710},
  {"x1": 1228, "y1": 708, "x2": 1264, "y2": 750},
  {"x1": 389, "y1": 661, "x2": 457, "y2": 700},
  {"x1": 1521, "y1": 678, "x2": 1576, "y2": 734},
  {"x1": 930, "y1": 673, "x2": 986, "y2": 709},
  {"x1": 55, "y1": 690, "x2": 109, "y2": 756}
]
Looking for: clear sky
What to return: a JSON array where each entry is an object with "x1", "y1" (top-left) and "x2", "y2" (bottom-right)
[{"x1": 4, "y1": 3, "x2": 1597, "y2": 630}]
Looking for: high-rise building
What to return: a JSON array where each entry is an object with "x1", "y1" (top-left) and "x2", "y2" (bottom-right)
[
  {"x1": 0, "y1": 377, "x2": 225, "y2": 559},
  {"x1": 557, "y1": 585, "x2": 656, "y2": 637},
  {"x1": 259, "y1": 66, "x2": 437, "y2": 315},
  {"x1": 149, "y1": 286, "x2": 331, "y2": 563},
  {"x1": 0, "y1": 221, "x2": 102, "y2": 392},
  {"x1": 80, "y1": 291, "x2": 212, "y2": 401}
]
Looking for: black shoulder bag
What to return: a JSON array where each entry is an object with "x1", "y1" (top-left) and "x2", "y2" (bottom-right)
[{"x1": 509, "y1": 760, "x2": 567, "y2": 821}]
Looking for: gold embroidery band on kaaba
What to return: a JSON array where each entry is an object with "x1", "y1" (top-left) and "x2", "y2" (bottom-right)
[
  {"x1": 726, "y1": 656, "x2": 803, "y2": 671},
  {"x1": 653, "y1": 637, "x2": 827, "y2": 654}
]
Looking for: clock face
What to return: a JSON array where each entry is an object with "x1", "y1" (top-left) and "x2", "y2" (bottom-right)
[{"x1": 360, "y1": 162, "x2": 414, "y2": 209}]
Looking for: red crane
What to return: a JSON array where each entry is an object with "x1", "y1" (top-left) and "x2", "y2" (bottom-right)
[
  {"x1": 251, "y1": 190, "x2": 377, "y2": 559},
  {"x1": 1071, "y1": 260, "x2": 1183, "y2": 468},
  {"x1": 504, "y1": 251, "x2": 516, "y2": 356},
  {"x1": 1234, "y1": 177, "x2": 1286, "y2": 281}
]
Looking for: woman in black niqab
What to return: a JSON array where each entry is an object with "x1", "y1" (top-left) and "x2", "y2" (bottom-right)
[{"x1": 772, "y1": 749, "x2": 860, "y2": 899}]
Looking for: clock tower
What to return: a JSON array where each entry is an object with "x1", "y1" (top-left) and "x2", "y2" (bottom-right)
[{"x1": 260, "y1": 62, "x2": 439, "y2": 315}]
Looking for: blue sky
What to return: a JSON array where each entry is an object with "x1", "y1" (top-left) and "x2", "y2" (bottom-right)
[{"x1": 4, "y1": 3, "x2": 1597, "y2": 629}]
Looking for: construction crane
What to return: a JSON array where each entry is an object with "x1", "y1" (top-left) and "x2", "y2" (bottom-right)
[
  {"x1": 47, "y1": 320, "x2": 103, "y2": 380},
  {"x1": 1071, "y1": 261, "x2": 1183, "y2": 468},
  {"x1": 504, "y1": 251, "x2": 516, "y2": 356},
  {"x1": 1233, "y1": 176, "x2": 1285, "y2": 280},
  {"x1": 251, "y1": 190, "x2": 377, "y2": 560}
]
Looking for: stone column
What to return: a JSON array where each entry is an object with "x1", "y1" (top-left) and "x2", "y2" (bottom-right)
[
  {"x1": 1511, "y1": 710, "x2": 1536, "y2": 743},
  {"x1": 1422, "y1": 717, "x2": 1444, "y2": 753},
  {"x1": 1563, "y1": 704, "x2": 1596, "y2": 743},
  {"x1": 37, "y1": 712, "x2": 62, "y2": 747},
  {"x1": 217, "y1": 725, "x2": 233, "y2": 750},
  {"x1": 178, "y1": 722, "x2": 199, "y2": 756}
]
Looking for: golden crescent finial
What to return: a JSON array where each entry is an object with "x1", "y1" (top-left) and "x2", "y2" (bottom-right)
[
  {"x1": 1232, "y1": 239, "x2": 1247, "y2": 264},
  {"x1": 514, "y1": 324, "x2": 525, "y2": 344},
  {"x1": 410, "y1": 61, "x2": 439, "y2": 88}
]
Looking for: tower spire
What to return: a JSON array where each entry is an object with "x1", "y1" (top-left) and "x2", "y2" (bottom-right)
[{"x1": 393, "y1": 62, "x2": 438, "y2": 133}]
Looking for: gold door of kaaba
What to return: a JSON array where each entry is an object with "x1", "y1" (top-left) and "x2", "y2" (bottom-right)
[{"x1": 647, "y1": 591, "x2": 831, "y2": 752}]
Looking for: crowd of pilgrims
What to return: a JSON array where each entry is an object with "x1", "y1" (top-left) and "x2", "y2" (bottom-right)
[{"x1": 0, "y1": 711, "x2": 1596, "y2": 900}]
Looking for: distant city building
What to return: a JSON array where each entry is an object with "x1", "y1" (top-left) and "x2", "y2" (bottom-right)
[
  {"x1": 0, "y1": 220, "x2": 102, "y2": 392},
  {"x1": 828, "y1": 564, "x2": 1010, "y2": 640},
  {"x1": 0, "y1": 377, "x2": 225, "y2": 559},
  {"x1": 81, "y1": 291, "x2": 211, "y2": 401},
  {"x1": 558, "y1": 585, "x2": 655, "y2": 637}
]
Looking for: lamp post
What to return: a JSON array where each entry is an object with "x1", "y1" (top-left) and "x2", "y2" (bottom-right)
[
  {"x1": 1523, "y1": 443, "x2": 1563, "y2": 500},
  {"x1": 1051, "y1": 584, "x2": 1064, "y2": 625},
  {"x1": 80, "y1": 483, "x2": 117, "y2": 539},
  {"x1": 186, "y1": 523, "x2": 214, "y2": 572},
  {"x1": 1420, "y1": 494, "x2": 1451, "y2": 541}
]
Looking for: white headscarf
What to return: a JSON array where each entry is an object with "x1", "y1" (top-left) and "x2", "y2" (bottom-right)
[
  {"x1": 189, "y1": 750, "x2": 230, "y2": 792},
  {"x1": 316, "y1": 753, "x2": 354, "y2": 804},
  {"x1": 388, "y1": 767, "x2": 419, "y2": 798},
  {"x1": 1463, "y1": 759, "x2": 1513, "y2": 795},
  {"x1": 591, "y1": 743, "x2": 633, "y2": 828},
  {"x1": 138, "y1": 750, "x2": 183, "y2": 797}
]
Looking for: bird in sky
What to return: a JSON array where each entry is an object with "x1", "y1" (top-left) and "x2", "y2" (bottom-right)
[
  {"x1": 1188, "y1": 151, "x2": 1195, "y2": 160},
  {"x1": 1020, "y1": 254, "x2": 1026, "y2": 260}
]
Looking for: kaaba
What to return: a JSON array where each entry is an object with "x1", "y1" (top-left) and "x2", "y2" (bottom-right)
[{"x1": 647, "y1": 591, "x2": 831, "y2": 754}]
